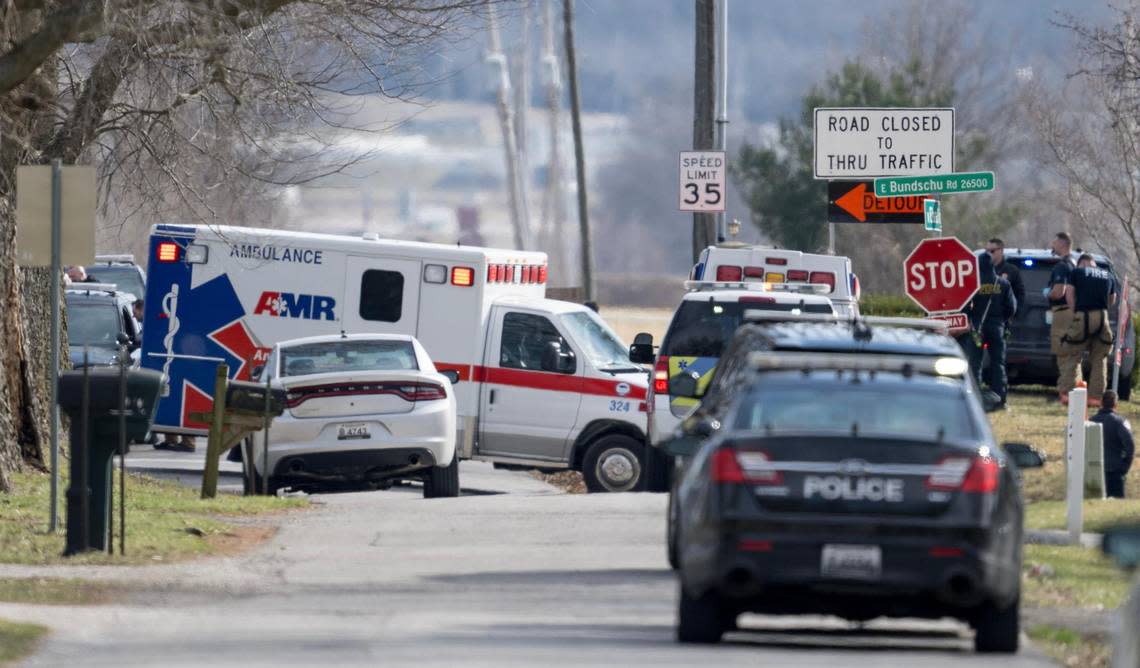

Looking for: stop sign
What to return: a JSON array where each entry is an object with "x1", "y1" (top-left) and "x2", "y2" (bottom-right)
[{"x1": 903, "y1": 237, "x2": 979, "y2": 314}]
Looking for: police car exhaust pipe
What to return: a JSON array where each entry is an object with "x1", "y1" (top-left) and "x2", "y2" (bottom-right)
[
  {"x1": 289, "y1": 459, "x2": 305, "y2": 473},
  {"x1": 408, "y1": 454, "x2": 421, "y2": 466},
  {"x1": 938, "y1": 570, "x2": 981, "y2": 606},
  {"x1": 721, "y1": 565, "x2": 762, "y2": 595}
]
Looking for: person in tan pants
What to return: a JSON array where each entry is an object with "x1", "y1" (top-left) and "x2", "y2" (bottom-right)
[
  {"x1": 1059, "y1": 253, "x2": 1117, "y2": 405},
  {"x1": 1048, "y1": 233, "x2": 1079, "y2": 398}
]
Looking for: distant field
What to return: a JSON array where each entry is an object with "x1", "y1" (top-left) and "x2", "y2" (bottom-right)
[{"x1": 599, "y1": 306, "x2": 672, "y2": 344}]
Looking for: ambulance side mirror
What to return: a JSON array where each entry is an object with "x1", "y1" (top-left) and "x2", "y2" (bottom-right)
[
  {"x1": 542, "y1": 342, "x2": 575, "y2": 374},
  {"x1": 1003, "y1": 442, "x2": 1045, "y2": 469},
  {"x1": 629, "y1": 332, "x2": 655, "y2": 364}
]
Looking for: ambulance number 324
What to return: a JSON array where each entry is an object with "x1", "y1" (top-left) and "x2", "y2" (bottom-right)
[{"x1": 608, "y1": 400, "x2": 631, "y2": 413}]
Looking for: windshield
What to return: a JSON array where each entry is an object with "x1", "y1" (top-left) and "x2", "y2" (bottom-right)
[
  {"x1": 68, "y1": 303, "x2": 122, "y2": 346},
  {"x1": 662, "y1": 299, "x2": 834, "y2": 357},
  {"x1": 85, "y1": 266, "x2": 144, "y2": 299},
  {"x1": 279, "y1": 340, "x2": 418, "y2": 377},
  {"x1": 733, "y1": 375, "x2": 977, "y2": 442},
  {"x1": 562, "y1": 311, "x2": 637, "y2": 371}
]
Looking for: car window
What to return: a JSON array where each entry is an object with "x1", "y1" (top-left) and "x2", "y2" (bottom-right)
[
  {"x1": 662, "y1": 299, "x2": 832, "y2": 357},
  {"x1": 85, "y1": 266, "x2": 144, "y2": 299},
  {"x1": 359, "y1": 270, "x2": 404, "y2": 322},
  {"x1": 67, "y1": 303, "x2": 122, "y2": 346},
  {"x1": 500, "y1": 312, "x2": 568, "y2": 371},
  {"x1": 561, "y1": 311, "x2": 636, "y2": 371},
  {"x1": 733, "y1": 376, "x2": 977, "y2": 442},
  {"x1": 279, "y1": 340, "x2": 418, "y2": 377}
]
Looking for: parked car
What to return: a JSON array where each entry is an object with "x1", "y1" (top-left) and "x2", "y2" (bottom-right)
[
  {"x1": 85, "y1": 254, "x2": 146, "y2": 300},
  {"x1": 246, "y1": 333, "x2": 459, "y2": 498},
  {"x1": 668, "y1": 321, "x2": 1044, "y2": 653},
  {"x1": 65, "y1": 284, "x2": 141, "y2": 368},
  {"x1": 1102, "y1": 524, "x2": 1140, "y2": 668},
  {"x1": 995, "y1": 249, "x2": 1135, "y2": 399}
]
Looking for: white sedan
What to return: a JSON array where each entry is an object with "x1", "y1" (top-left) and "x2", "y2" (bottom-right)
[{"x1": 246, "y1": 333, "x2": 459, "y2": 498}]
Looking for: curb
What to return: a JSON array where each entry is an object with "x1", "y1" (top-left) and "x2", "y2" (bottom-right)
[{"x1": 1024, "y1": 529, "x2": 1103, "y2": 549}]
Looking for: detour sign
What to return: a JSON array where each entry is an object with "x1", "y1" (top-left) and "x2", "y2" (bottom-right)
[{"x1": 903, "y1": 237, "x2": 979, "y2": 314}]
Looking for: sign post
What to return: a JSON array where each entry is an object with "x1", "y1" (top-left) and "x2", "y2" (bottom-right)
[
  {"x1": 903, "y1": 237, "x2": 980, "y2": 316},
  {"x1": 16, "y1": 163, "x2": 96, "y2": 532},
  {"x1": 679, "y1": 151, "x2": 726, "y2": 213}
]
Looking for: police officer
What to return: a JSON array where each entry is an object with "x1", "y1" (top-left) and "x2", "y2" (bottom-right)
[
  {"x1": 986, "y1": 238, "x2": 1025, "y2": 316},
  {"x1": 1048, "y1": 232, "x2": 1078, "y2": 398},
  {"x1": 1090, "y1": 390, "x2": 1134, "y2": 498},
  {"x1": 963, "y1": 251, "x2": 1017, "y2": 408},
  {"x1": 1060, "y1": 253, "x2": 1117, "y2": 403}
]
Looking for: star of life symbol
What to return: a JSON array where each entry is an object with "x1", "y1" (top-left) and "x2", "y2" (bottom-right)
[{"x1": 677, "y1": 359, "x2": 690, "y2": 370}]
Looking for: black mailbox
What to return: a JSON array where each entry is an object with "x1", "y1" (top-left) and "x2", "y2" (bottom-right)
[
  {"x1": 58, "y1": 367, "x2": 162, "y2": 555},
  {"x1": 225, "y1": 380, "x2": 286, "y2": 416}
]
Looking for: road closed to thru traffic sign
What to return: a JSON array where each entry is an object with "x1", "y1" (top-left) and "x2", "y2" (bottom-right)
[{"x1": 903, "y1": 237, "x2": 979, "y2": 314}]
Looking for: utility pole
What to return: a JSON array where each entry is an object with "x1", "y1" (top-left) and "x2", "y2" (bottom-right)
[
  {"x1": 487, "y1": 3, "x2": 530, "y2": 250},
  {"x1": 714, "y1": 0, "x2": 729, "y2": 243},
  {"x1": 692, "y1": 0, "x2": 718, "y2": 262},
  {"x1": 541, "y1": 0, "x2": 567, "y2": 284},
  {"x1": 515, "y1": 0, "x2": 531, "y2": 216},
  {"x1": 564, "y1": 0, "x2": 594, "y2": 300}
]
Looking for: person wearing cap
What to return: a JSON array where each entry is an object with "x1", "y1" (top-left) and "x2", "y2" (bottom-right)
[
  {"x1": 962, "y1": 251, "x2": 1017, "y2": 408},
  {"x1": 1048, "y1": 232, "x2": 1079, "y2": 398},
  {"x1": 1090, "y1": 390, "x2": 1134, "y2": 498},
  {"x1": 1059, "y1": 253, "x2": 1117, "y2": 404},
  {"x1": 986, "y1": 238, "x2": 1025, "y2": 316}
]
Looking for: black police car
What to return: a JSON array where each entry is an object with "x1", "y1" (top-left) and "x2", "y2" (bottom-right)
[
  {"x1": 667, "y1": 321, "x2": 1044, "y2": 653},
  {"x1": 66, "y1": 284, "x2": 141, "y2": 368},
  {"x1": 996, "y1": 249, "x2": 1135, "y2": 398}
]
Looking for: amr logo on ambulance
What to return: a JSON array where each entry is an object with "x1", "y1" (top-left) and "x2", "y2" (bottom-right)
[{"x1": 253, "y1": 291, "x2": 337, "y2": 320}]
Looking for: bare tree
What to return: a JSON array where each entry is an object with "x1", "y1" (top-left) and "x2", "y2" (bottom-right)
[{"x1": 0, "y1": 0, "x2": 492, "y2": 492}]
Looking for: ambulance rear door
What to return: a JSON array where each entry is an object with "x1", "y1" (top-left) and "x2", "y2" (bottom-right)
[{"x1": 340, "y1": 256, "x2": 422, "y2": 337}]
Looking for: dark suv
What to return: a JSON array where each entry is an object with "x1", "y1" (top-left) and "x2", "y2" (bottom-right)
[
  {"x1": 998, "y1": 249, "x2": 1135, "y2": 398},
  {"x1": 66, "y1": 285, "x2": 141, "y2": 368}
]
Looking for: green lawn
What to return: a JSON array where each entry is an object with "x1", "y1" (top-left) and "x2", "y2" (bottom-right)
[
  {"x1": 1027, "y1": 625, "x2": 1112, "y2": 668},
  {"x1": 0, "y1": 618, "x2": 47, "y2": 665},
  {"x1": 0, "y1": 469, "x2": 306, "y2": 565},
  {"x1": 1026, "y1": 498, "x2": 1140, "y2": 533},
  {"x1": 1022, "y1": 544, "x2": 1131, "y2": 610}
]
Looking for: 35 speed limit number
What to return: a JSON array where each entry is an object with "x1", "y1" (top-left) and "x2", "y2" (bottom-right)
[{"x1": 679, "y1": 151, "x2": 726, "y2": 212}]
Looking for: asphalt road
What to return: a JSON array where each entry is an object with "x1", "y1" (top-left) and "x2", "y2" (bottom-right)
[{"x1": 2, "y1": 462, "x2": 1055, "y2": 667}]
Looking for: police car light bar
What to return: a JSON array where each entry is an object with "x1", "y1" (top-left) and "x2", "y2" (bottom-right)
[
  {"x1": 683, "y1": 280, "x2": 831, "y2": 294},
  {"x1": 93, "y1": 254, "x2": 135, "y2": 264},
  {"x1": 742, "y1": 311, "x2": 841, "y2": 324},
  {"x1": 66, "y1": 282, "x2": 119, "y2": 294},
  {"x1": 858, "y1": 316, "x2": 950, "y2": 332},
  {"x1": 745, "y1": 351, "x2": 969, "y2": 377}
]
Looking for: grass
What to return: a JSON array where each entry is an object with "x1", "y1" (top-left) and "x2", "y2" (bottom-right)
[
  {"x1": 989, "y1": 386, "x2": 1140, "y2": 502},
  {"x1": 0, "y1": 469, "x2": 306, "y2": 565},
  {"x1": 0, "y1": 618, "x2": 48, "y2": 665},
  {"x1": 1022, "y1": 544, "x2": 1131, "y2": 610},
  {"x1": 1028, "y1": 625, "x2": 1112, "y2": 668},
  {"x1": 1026, "y1": 498, "x2": 1140, "y2": 532}
]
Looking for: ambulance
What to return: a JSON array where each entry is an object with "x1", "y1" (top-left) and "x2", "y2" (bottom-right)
[{"x1": 139, "y1": 224, "x2": 652, "y2": 493}]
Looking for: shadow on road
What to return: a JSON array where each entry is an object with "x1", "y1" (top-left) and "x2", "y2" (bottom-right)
[{"x1": 426, "y1": 568, "x2": 675, "y2": 587}]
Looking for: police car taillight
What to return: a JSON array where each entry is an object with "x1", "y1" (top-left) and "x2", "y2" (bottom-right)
[
  {"x1": 712, "y1": 448, "x2": 745, "y2": 483},
  {"x1": 960, "y1": 457, "x2": 999, "y2": 493},
  {"x1": 809, "y1": 271, "x2": 836, "y2": 292},
  {"x1": 156, "y1": 242, "x2": 179, "y2": 262},
  {"x1": 926, "y1": 456, "x2": 998, "y2": 493},
  {"x1": 712, "y1": 449, "x2": 782, "y2": 485},
  {"x1": 716, "y1": 265, "x2": 743, "y2": 281},
  {"x1": 653, "y1": 356, "x2": 669, "y2": 394}
]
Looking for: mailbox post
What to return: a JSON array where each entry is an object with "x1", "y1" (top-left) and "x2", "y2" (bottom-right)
[{"x1": 58, "y1": 367, "x2": 161, "y2": 556}]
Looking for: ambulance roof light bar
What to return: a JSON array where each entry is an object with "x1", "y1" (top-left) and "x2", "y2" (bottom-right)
[{"x1": 683, "y1": 280, "x2": 831, "y2": 294}]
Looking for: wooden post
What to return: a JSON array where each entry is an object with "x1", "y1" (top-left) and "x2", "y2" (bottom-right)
[{"x1": 201, "y1": 363, "x2": 228, "y2": 499}]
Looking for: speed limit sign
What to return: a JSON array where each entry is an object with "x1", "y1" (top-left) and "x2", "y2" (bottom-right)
[{"x1": 679, "y1": 150, "x2": 726, "y2": 212}]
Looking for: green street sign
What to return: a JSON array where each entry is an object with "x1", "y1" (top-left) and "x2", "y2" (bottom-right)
[
  {"x1": 923, "y1": 199, "x2": 941, "y2": 232},
  {"x1": 874, "y1": 171, "x2": 995, "y2": 197}
]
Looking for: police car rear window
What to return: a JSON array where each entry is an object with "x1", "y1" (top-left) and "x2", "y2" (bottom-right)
[
  {"x1": 661, "y1": 300, "x2": 832, "y2": 358},
  {"x1": 734, "y1": 378, "x2": 976, "y2": 442},
  {"x1": 359, "y1": 270, "x2": 404, "y2": 322}
]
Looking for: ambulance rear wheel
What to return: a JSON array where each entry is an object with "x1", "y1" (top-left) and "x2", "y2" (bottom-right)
[{"x1": 582, "y1": 435, "x2": 644, "y2": 493}]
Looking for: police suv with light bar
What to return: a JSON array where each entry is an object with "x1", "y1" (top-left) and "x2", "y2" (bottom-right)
[
  {"x1": 666, "y1": 320, "x2": 1044, "y2": 653},
  {"x1": 140, "y1": 224, "x2": 653, "y2": 493}
]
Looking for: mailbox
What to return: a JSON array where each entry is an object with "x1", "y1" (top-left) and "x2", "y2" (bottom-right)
[
  {"x1": 58, "y1": 367, "x2": 162, "y2": 555},
  {"x1": 225, "y1": 380, "x2": 286, "y2": 417}
]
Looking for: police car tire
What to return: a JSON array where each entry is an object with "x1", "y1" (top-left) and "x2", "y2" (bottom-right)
[
  {"x1": 666, "y1": 489, "x2": 680, "y2": 570},
  {"x1": 582, "y1": 435, "x2": 644, "y2": 493},
  {"x1": 646, "y1": 447, "x2": 671, "y2": 493},
  {"x1": 423, "y1": 454, "x2": 460, "y2": 498},
  {"x1": 973, "y1": 596, "x2": 1019, "y2": 654},
  {"x1": 676, "y1": 586, "x2": 726, "y2": 644}
]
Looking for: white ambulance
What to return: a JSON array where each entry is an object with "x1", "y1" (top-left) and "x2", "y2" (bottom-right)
[
  {"x1": 139, "y1": 224, "x2": 652, "y2": 492},
  {"x1": 692, "y1": 244, "x2": 860, "y2": 316}
]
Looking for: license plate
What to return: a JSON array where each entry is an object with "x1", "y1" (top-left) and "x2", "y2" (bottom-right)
[
  {"x1": 337, "y1": 423, "x2": 370, "y2": 440},
  {"x1": 821, "y1": 544, "x2": 881, "y2": 580}
]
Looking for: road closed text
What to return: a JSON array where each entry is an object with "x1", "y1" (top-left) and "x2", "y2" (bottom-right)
[{"x1": 814, "y1": 108, "x2": 955, "y2": 179}]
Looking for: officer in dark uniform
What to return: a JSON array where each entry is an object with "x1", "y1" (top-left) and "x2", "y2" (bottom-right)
[
  {"x1": 986, "y1": 238, "x2": 1025, "y2": 316},
  {"x1": 1061, "y1": 253, "x2": 1118, "y2": 402},
  {"x1": 1090, "y1": 390, "x2": 1134, "y2": 498},
  {"x1": 962, "y1": 251, "x2": 1017, "y2": 408},
  {"x1": 1048, "y1": 232, "x2": 1078, "y2": 398}
]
